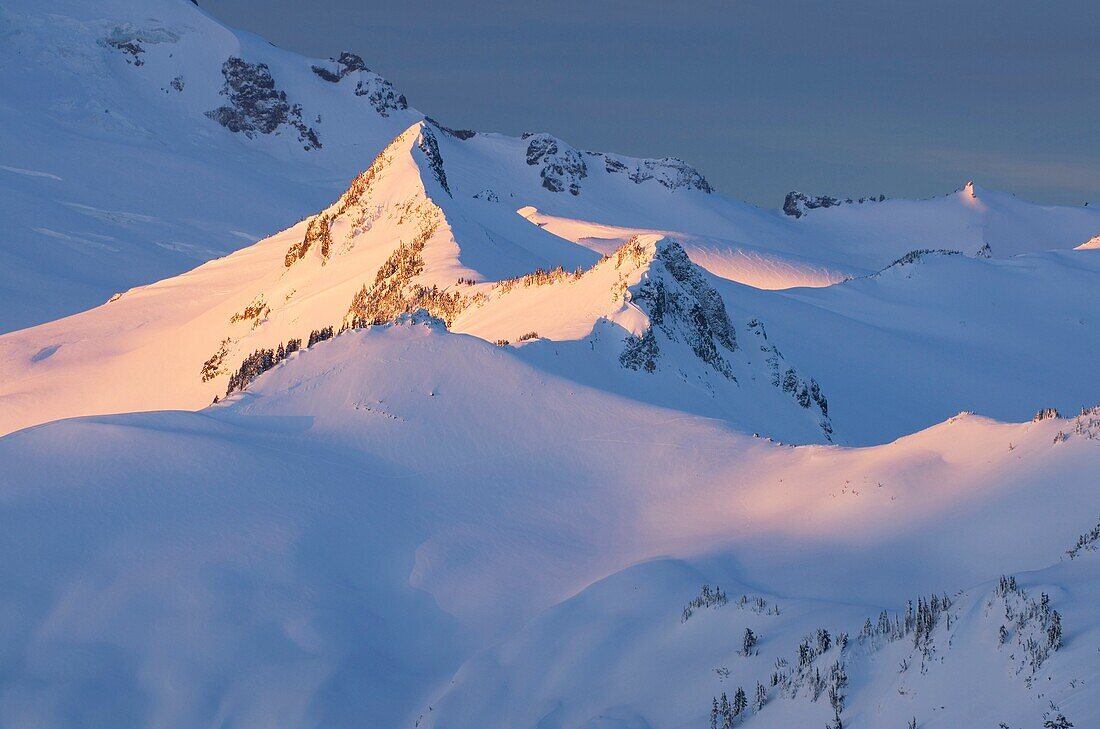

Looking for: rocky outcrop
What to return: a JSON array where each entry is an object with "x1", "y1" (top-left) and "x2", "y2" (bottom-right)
[
  {"x1": 310, "y1": 51, "x2": 368, "y2": 82},
  {"x1": 206, "y1": 57, "x2": 321, "y2": 150},
  {"x1": 99, "y1": 24, "x2": 180, "y2": 66},
  {"x1": 747, "y1": 318, "x2": 832, "y2": 437},
  {"x1": 597, "y1": 153, "x2": 712, "y2": 193},
  {"x1": 426, "y1": 118, "x2": 476, "y2": 140},
  {"x1": 416, "y1": 124, "x2": 451, "y2": 197},
  {"x1": 525, "y1": 133, "x2": 587, "y2": 195},
  {"x1": 311, "y1": 51, "x2": 408, "y2": 116},
  {"x1": 523, "y1": 134, "x2": 710, "y2": 195},
  {"x1": 618, "y1": 238, "x2": 738, "y2": 378},
  {"x1": 783, "y1": 191, "x2": 887, "y2": 218}
]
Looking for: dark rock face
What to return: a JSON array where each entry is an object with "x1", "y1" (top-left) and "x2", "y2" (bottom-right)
[
  {"x1": 416, "y1": 125, "x2": 451, "y2": 197},
  {"x1": 597, "y1": 153, "x2": 712, "y2": 193},
  {"x1": 106, "y1": 38, "x2": 145, "y2": 65},
  {"x1": 353, "y1": 77, "x2": 408, "y2": 116},
  {"x1": 783, "y1": 191, "x2": 886, "y2": 217},
  {"x1": 783, "y1": 191, "x2": 840, "y2": 218},
  {"x1": 747, "y1": 317, "x2": 832, "y2": 438},
  {"x1": 621, "y1": 240, "x2": 738, "y2": 379},
  {"x1": 206, "y1": 57, "x2": 321, "y2": 150},
  {"x1": 335, "y1": 51, "x2": 367, "y2": 73},
  {"x1": 311, "y1": 51, "x2": 408, "y2": 117},
  {"x1": 619, "y1": 328, "x2": 659, "y2": 372},
  {"x1": 525, "y1": 134, "x2": 587, "y2": 195},
  {"x1": 311, "y1": 52, "x2": 368, "y2": 82},
  {"x1": 426, "y1": 118, "x2": 476, "y2": 140}
]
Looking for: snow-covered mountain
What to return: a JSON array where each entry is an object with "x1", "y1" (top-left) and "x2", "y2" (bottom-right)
[
  {"x1": 2, "y1": 1, "x2": 1100, "y2": 728},
  {"x1": 2, "y1": 119, "x2": 1098, "y2": 445},
  {"x1": 3, "y1": 0, "x2": 1100, "y2": 333}
]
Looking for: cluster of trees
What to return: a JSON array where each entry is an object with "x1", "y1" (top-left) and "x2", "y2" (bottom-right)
[
  {"x1": 200, "y1": 338, "x2": 231, "y2": 382},
  {"x1": 681, "y1": 584, "x2": 728, "y2": 622},
  {"x1": 910, "y1": 594, "x2": 952, "y2": 652},
  {"x1": 225, "y1": 338, "x2": 301, "y2": 395},
  {"x1": 307, "y1": 326, "x2": 334, "y2": 348},
  {"x1": 229, "y1": 297, "x2": 268, "y2": 324},
  {"x1": 995, "y1": 575, "x2": 1063, "y2": 679},
  {"x1": 769, "y1": 627, "x2": 848, "y2": 705},
  {"x1": 854, "y1": 591, "x2": 951, "y2": 651},
  {"x1": 493, "y1": 264, "x2": 584, "y2": 295},
  {"x1": 344, "y1": 204, "x2": 488, "y2": 331},
  {"x1": 222, "y1": 326, "x2": 337, "y2": 396},
  {"x1": 1032, "y1": 407, "x2": 1061, "y2": 422},
  {"x1": 1071, "y1": 405, "x2": 1100, "y2": 441},
  {"x1": 285, "y1": 214, "x2": 333, "y2": 267},
  {"x1": 1066, "y1": 516, "x2": 1100, "y2": 559},
  {"x1": 709, "y1": 688, "x2": 747, "y2": 728}
]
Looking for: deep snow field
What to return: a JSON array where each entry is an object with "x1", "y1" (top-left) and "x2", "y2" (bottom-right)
[{"x1": 1, "y1": 1, "x2": 1099, "y2": 727}]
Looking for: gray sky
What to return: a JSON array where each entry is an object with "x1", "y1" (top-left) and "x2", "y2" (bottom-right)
[{"x1": 202, "y1": 0, "x2": 1100, "y2": 207}]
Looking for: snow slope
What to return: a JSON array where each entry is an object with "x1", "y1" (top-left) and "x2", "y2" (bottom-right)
[
  {"x1": 0, "y1": 0, "x2": 422, "y2": 332},
  {"x1": 2, "y1": 320, "x2": 1099, "y2": 727},
  {"x1": 4, "y1": 3, "x2": 1100, "y2": 726}
]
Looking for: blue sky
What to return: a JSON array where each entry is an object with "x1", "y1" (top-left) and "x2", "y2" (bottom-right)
[{"x1": 203, "y1": 0, "x2": 1099, "y2": 206}]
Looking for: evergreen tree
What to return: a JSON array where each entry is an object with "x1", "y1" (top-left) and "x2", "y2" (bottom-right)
[
  {"x1": 742, "y1": 628, "x2": 757, "y2": 655},
  {"x1": 719, "y1": 692, "x2": 732, "y2": 729},
  {"x1": 709, "y1": 697, "x2": 719, "y2": 729},
  {"x1": 753, "y1": 682, "x2": 767, "y2": 712},
  {"x1": 1048, "y1": 610, "x2": 1063, "y2": 650},
  {"x1": 732, "y1": 687, "x2": 747, "y2": 721}
]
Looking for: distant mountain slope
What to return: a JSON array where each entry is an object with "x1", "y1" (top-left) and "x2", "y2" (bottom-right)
[
  {"x1": 2, "y1": 319, "x2": 1099, "y2": 727},
  {"x1": 3, "y1": 1, "x2": 1100, "y2": 333}
]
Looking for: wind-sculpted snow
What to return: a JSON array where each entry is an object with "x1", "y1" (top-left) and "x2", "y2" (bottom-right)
[{"x1": 3, "y1": 323, "x2": 1100, "y2": 727}]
